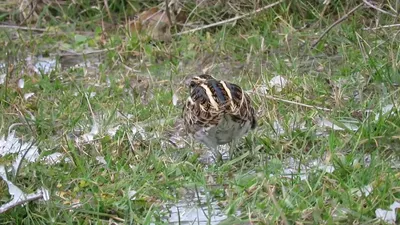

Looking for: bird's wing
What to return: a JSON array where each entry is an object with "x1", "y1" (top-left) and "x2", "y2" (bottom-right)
[
  {"x1": 183, "y1": 84, "x2": 223, "y2": 132},
  {"x1": 217, "y1": 81, "x2": 257, "y2": 129},
  {"x1": 183, "y1": 79, "x2": 257, "y2": 133}
]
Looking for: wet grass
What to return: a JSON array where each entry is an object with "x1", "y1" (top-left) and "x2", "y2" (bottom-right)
[{"x1": 1, "y1": 1, "x2": 400, "y2": 224}]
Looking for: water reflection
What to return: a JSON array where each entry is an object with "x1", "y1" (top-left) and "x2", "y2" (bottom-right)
[
  {"x1": 161, "y1": 187, "x2": 236, "y2": 225},
  {"x1": 167, "y1": 201, "x2": 227, "y2": 225}
]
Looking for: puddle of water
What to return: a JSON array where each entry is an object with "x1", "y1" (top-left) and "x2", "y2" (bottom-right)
[
  {"x1": 167, "y1": 201, "x2": 227, "y2": 225},
  {"x1": 0, "y1": 51, "x2": 104, "y2": 79},
  {"x1": 156, "y1": 187, "x2": 238, "y2": 225},
  {"x1": 33, "y1": 58, "x2": 57, "y2": 74},
  {"x1": 269, "y1": 156, "x2": 336, "y2": 181},
  {"x1": 42, "y1": 152, "x2": 71, "y2": 165},
  {"x1": 25, "y1": 56, "x2": 57, "y2": 74}
]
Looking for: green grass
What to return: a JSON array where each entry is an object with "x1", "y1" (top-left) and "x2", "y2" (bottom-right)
[{"x1": 1, "y1": 0, "x2": 400, "y2": 224}]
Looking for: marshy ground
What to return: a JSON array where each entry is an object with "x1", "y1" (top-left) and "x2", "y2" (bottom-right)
[{"x1": 1, "y1": 0, "x2": 400, "y2": 224}]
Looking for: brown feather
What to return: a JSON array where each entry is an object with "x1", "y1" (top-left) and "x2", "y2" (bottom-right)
[{"x1": 183, "y1": 74, "x2": 256, "y2": 137}]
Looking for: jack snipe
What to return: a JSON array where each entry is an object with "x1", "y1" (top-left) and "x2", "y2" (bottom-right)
[{"x1": 182, "y1": 74, "x2": 256, "y2": 161}]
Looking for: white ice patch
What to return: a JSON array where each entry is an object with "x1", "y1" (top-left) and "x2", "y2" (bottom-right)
[
  {"x1": 0, "y1": 130, "x2": 39, "y2": 175},
  {"x1": 0, "y1": 74, "x2": 5, "y2": 85},
  {"x1": 0, "y1": 166, "x2": 50, "y2": 213},
  {"x1": 315, "y1": 117, "x2": 344, "y2": 130},
  {"x1": 128, "y1": 189, "x2": 137, "y2": 200},
  {"x1": 375, "y1": 201, "x2": 400, "y2": 224},
  {"x1": 42, "y1": 152, "x2": 70, "y2": 165},
  {"x1": 117, "y1": 112, "x2": 134, "y2": 119},
  {"x1": 272, "y1": 120, "x2": 285, "y2": 136},
  {"x1": 24, "y1": 93, "x2": 35, "y2": 100},
  {"x1": 254, "y1": 75, "x2": 288, "y2": 94},
  {"x1": 352, "y1": 185, "x2": 373, "y2": 197},
  {"x1": 273, "y1": 157, "x2": 335, "y2": 181},
  {"x1": 132, "y1": 125, "x2": 147, "y2": 139},
  {"x1": 18, "y1": 78, "x2": 24, "y2": 89},
  {"x1": 0, "y1": 165, "x2": 25, "y2": 211},
  {"x1": 269, "y1": 75, "x2": 288, "y2": 92},
  {"x1": 107, "y1": 125, "x2": 120, "y2": 137},
  {"x1": 315, "y1": 117, "x2": 359, "y2": 131},
  {"x1": 106, "y1": 77, "x2": 111, "y2": 87},
  {"x1": 81, "y1": 122, "x2": 99, "y2": 142},
  {"x1": 317, "y1": 164, "x2": 335, "y2": 173},
  {"x1": 33, "y1": 58, "x2": 57, "y2": 74},
  {"x1": 375, "y1": 104, "x2": 395, "y2": 121},
  {"x1": 281, "y1": 167, "x2": 308, "y2": 181},
  {"x1": 172, "y1": 92, "x2": 179, "y2": 106},
  {"x1": 95, "y1": 156, "x2": 107, "y2": 165},
  {"x1": 255, "y1": 85, "x2": 269, "y2": 95}
]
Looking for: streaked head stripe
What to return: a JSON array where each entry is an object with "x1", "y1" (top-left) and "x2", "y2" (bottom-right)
[
  {"x1": 199, "y1": 83, "x2": 219, "y2": 110},
  {"x1": 220, "y1": 81, "x2": 234, "y2": 106},
  {"x1": 209, "y1": 80, "x2": 226, "y2": 103}
]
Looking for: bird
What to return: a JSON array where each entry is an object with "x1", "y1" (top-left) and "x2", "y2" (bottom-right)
[{"x1": 182, "y1": 74, "x2": 256, "y2": 162}]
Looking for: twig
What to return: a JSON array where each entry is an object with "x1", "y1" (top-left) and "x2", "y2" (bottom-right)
[
  {"x1": 263, "y1": 95, "x2": 332, "y2": 112},
  {"x1": 174, "y1": 0, "x2": 284, "y2": 36},
  {"x1": 363, "y1": 0, "x2": 398, "y2": 17},
  {"x1": 126, "y1": 132, "x2": 137, "y2": 156},
  {"x1": 0, "y1": 191, "x2": 44, "y2": 213},
  {"x1": 0, "y1": 24, "x2": 47, "y2": 32},
  {"x1": 311, "y1": 3, "x2": 363, "y2": 49},
  {"x1": 18, "y1": 0, "x2": 38, "y2": 26},
  {"x1": 84, "y1": 94, "x2": 95, "y2": 120},
  {"x1": 7, "y1": 123, "x2": 25, "y2": 135},
  {"x1": 121, "y1": 63, "x2": 141, "y2": 72},
  {"x1": 164, "y1": 0, "x2": 173, "y2": 27},
  {"x1": 266, "y1": 184, "x2": 289, "y2": 225},
  {"x1": 103, "y1": 0, "x2": 114, "y2": 24},
  {"x1": 320, "y1": 0, "x2": 331, "y2": 17},
  {"x1": 72, "y1": 208, "x2": 125, "y2": 222},
  {"x1": 55, "y1": 47, "x2": 116, "y2": 56},
  {"x1": 15, "y1": 139, "x2": 39, "y2": 177},
  {"x1": 13, "y1": 105, "x2": 35, "y2": 135},
  {"x1": 363, "y1": 23, "x2": 400, "y2": 30},
  {"x1": 0, "y1": 25, "x2": 94, "y2": 35}
]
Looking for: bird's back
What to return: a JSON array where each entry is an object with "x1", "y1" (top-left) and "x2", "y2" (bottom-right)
[{"x1": 183, "y1": 74, "x2": 256, "y2": 148}]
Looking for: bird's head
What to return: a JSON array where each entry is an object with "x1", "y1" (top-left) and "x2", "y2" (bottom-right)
[{"x1": 187, "y1": 74, "x2": 215, "y2": 90}]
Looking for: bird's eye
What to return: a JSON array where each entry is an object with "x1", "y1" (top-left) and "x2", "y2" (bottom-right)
[{"x1": 189, "y1": 81, "x2": 197, "y2": 88}]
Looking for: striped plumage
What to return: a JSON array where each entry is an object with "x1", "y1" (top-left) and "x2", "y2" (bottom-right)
[{"x1": 182, "y1": 74, "x2": 256, "y2": 161}]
